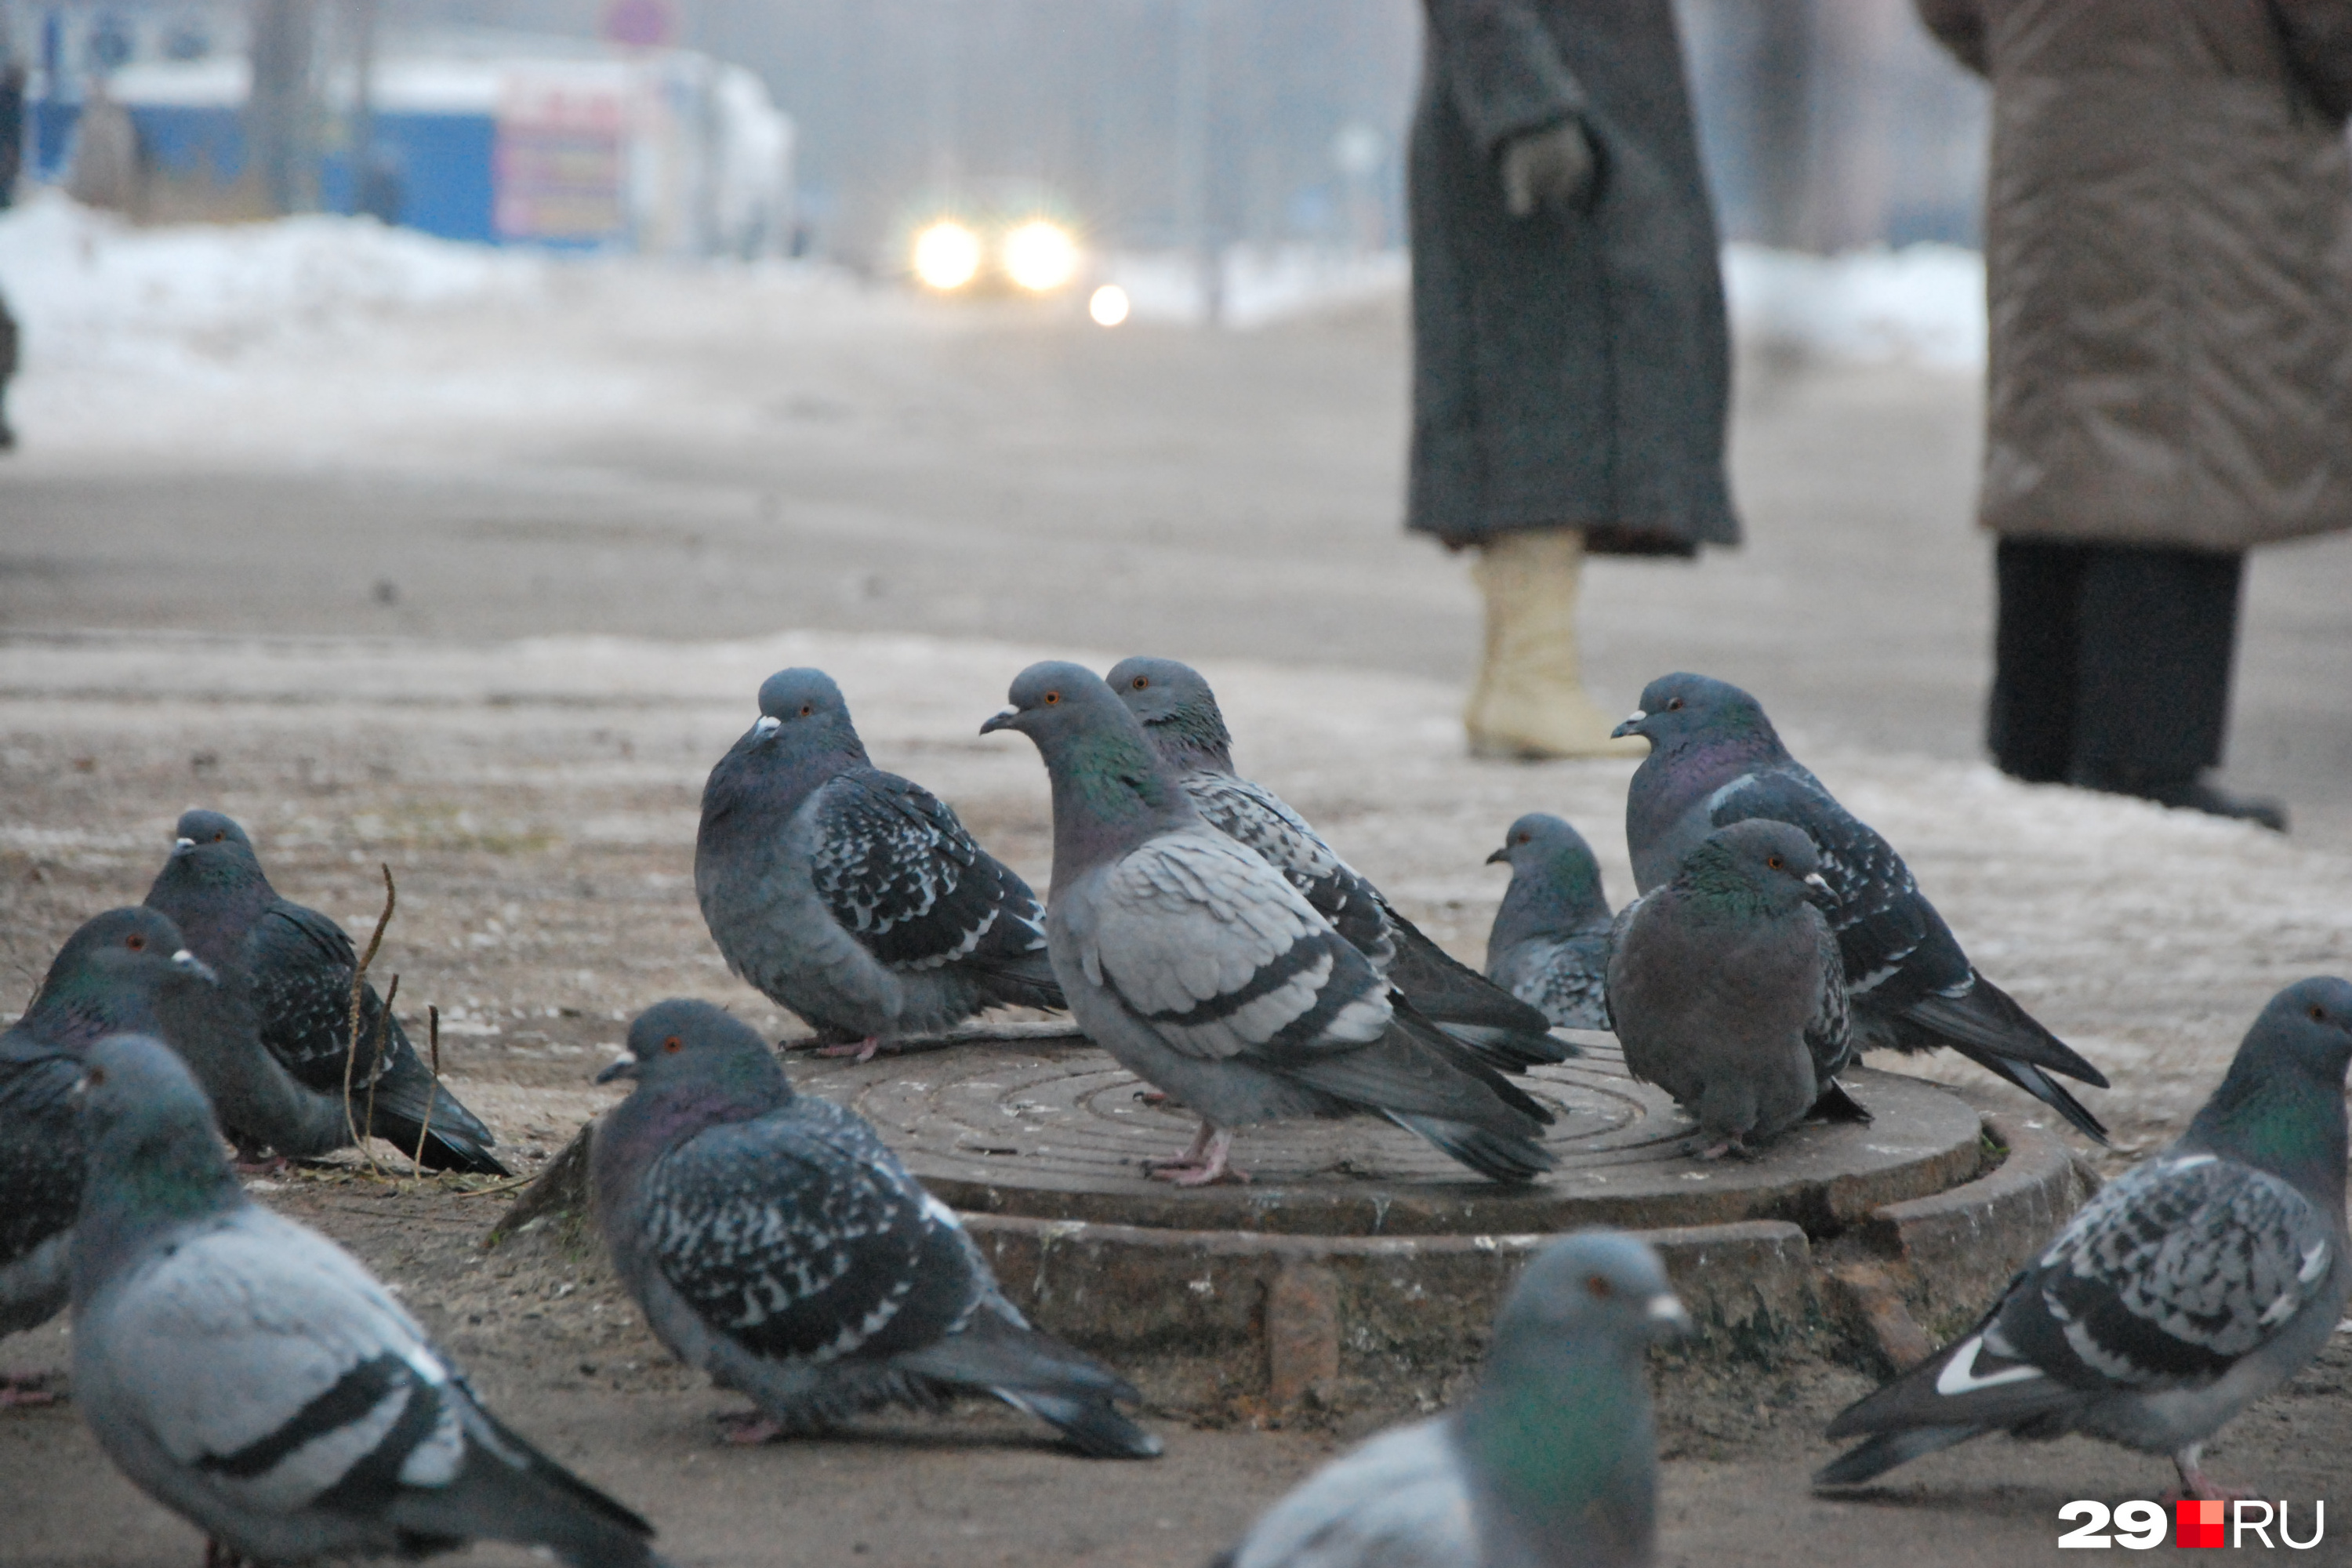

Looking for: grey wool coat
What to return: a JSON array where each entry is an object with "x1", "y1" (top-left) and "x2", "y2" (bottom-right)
[
  {"x1": 1920, "y1": 0, "x2": 2352, "y2": 551},
  {"x1": 1407, "y1": 0, "x2": 1740, "y2": 555}
]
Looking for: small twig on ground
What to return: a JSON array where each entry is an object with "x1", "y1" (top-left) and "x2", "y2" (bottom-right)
[
  {"x1": 410, "y1": 1005, "x2": 441, "y2": 1182},
  {"x1": 343, "y1": 864, "x2": 396, "y2": 1177}
]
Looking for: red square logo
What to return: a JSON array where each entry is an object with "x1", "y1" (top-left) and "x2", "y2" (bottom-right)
[{"x1": 2176, "y1": 1499, "x2": 2226, "y2": 1548}]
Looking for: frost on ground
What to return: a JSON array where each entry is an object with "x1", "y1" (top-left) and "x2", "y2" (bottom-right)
[{"x1": 2, "y1": 628, "x2": 2340, "y2": 1169}]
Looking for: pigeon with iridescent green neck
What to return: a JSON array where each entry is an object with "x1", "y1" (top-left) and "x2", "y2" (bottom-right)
[
  {"x1": 1605, "y1": 819, "x2": 1859, "y2": 1158},
  {"x1": 1818, "y1": 976, "x2": 2352, "y2": 1500},
  {"x1": 1219, "y1": 1230, "x2": 1689, "y2": 1567},
  {"x1": 144, "y1": 808, "x2": 506, "y2": 1173},
  {"x1": 69, "y1": 1034, "x2": 669, "y2": 1567},
  {"x1": 1483, "y1": 813, "x2": 1615, "y2": 1032},
  {"x1": 1614, "y1": 673, "x2": 2111, "y2": 1142},
  {"x1": 590, "y1": 999, "x2": 1158, "y2": 1457},
  {"x1": 985, "y1": 662, "x2": 1555, "y2": 1187},
  {"x1": 697, "y1": 667, "x2": 1063, "y2": 1062},
  {"x1": 1, "y1": 907, "x2": 215, "y2": 1403},
  {"x1": 1108, "y1": 656, "x2": 1566, "y2": 1070}
]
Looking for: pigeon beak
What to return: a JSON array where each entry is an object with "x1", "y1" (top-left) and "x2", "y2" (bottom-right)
[
  {"x1": 1610, "y1": 710, "x2": 1646, "y2": 740},
  {"x1": 978, "y1": 706, "x2": 1020, "y2": 735},
  {"x1": 1645, "y1": 1291, "x2": 1693, "y2": 1339},
  {"x1": 752, "y1": 715, "x2": 782, "y2": 739},
  {"x1": 1803, "y1": 873, "x2": 1831, "y2": 894},
  {"x1": 594, "y1": 1052, "x2": 640, "y2": 1085},
  {"x1": 172, "y1": 837, "x2": 196, "y2": 852},
  {"x1": 1485, "y1": 845, "x2": 1511, "y2": 866},
  {"x1": 170, "y1": 949, "x2": 219, "y2": 985}
]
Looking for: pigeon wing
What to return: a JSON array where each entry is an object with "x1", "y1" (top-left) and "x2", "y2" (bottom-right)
[
  {"x1": 2007, "y1": 1154, "x2": 2338, "y2": 1388},
  {"x1": 1225, "y1": 1421, "x2": 1472, "y2": 1568},
  {"x1": 804, "y1": 770, "x2": 1029, "y2": 975},
  {"x1": 1076, "y1": 833, "x2": 1394, "y2": 1067},
  {"x1": 641, "y1": 1109, "x2": 981, "y2": 1366},
  {"x1": 1804, "y1": 915, "x2": 1855, "y2": 1080},
  {"x1": 1181, "y1": 773, "x2": 1395, "y2": 967},
  {"x1": 244, "y1": 899, "x2": 397, "y2": 1091}
]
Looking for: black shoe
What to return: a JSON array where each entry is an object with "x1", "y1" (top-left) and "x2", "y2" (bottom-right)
[{"x1": 2074, "y1": 769, "x2": 2287, "y2": 833}]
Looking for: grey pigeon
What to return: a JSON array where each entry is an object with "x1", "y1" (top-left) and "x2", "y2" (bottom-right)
[
  {"x1": 69, "y1": 1033, "x2": 666, "y2": 1566},
  {"x1": 1606, "y1": 821, "x2": 1859, "y2": 1158},
  {"x1": 590, "y1": 998, "x2": 1159, "y2": 1458},
  {"x1": 1483, "y1": 814, "x2": 1615, "y2": 1032},
  {"x1": 984, "y1": 662, "x2": 1555, "y2": 1187},
  {"x1": 1817, "y1": 976, "x2": 2352, "y2": 1498},
  {"x1": 1218, "y1": 1231, "x2": 1689, "y2": 1568},
  {"x1": 144, "y1": 809, "x2": 507, "y2": 1173},
  {"x1": 1614, "y1": 674, "x2": 2111, "y2": 1142},
  {"x1": 1, "y1": 908, "x2": 214, "y2": 1402},
  {"x1": 696, "y1": 668, "x2": 1063, "y2": 1061},
  {"x1": 1107, "y1": 656, "x2": 1567, "y2": 1070}
]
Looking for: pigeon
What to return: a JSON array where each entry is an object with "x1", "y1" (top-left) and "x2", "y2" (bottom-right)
[
  {"x1": 1613, "y1": 673, "x2": 2112, "y2": 1142},
  {"x1": 1483, "y1": 813, "x2": 1616, "y2": 1033},
  {"x1": 1817, "y1": 976, "x2": 2352, "y2": 1499},
  {"x1": 68, "y1": 1033, "x2": 667, "y2": 1567},
  {"x1": 1604, "y1": 821, "x2": 1860, "y2": 1158},
  {"x1": 983, "y1": 662, "x2": 1556, "y2": 1187},
  {"x1": 1218, "y1": 1230, "x2": 1690, "y2": 1568},
  {"x1": 1, "y1": 907, "x2": 215, "y2": 1403},
  {"x1": 144, "y1": 809, "x2": 507, "y2": 1173},
  {"x1": 695, "y1": 668, "x2": 1064, "y2": 1062},
  {"x1": 1106, "y1": 656, "x2": 1567, "y2": 1070},
  {"x1": 590, "y1": 998, "x2": 1160, "y2": 1458}
]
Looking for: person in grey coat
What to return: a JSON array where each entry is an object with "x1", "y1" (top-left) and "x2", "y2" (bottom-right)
[{"x1": 1410, "y1": 0, "x2": 1739, "y2": 760}]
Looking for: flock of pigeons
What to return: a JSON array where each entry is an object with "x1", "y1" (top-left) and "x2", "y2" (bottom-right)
[{"x1": 2, "y1": 655, "x2": 2347, "y2": 1568}]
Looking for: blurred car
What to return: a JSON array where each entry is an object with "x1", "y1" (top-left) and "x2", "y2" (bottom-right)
[{"x1": 894, "y1": 181, "x2": 1088, "y2": 297}]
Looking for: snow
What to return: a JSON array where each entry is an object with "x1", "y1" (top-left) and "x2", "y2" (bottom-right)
[{"x1": 1722, "y1": 241, "x2": 1988, "y2": 370}]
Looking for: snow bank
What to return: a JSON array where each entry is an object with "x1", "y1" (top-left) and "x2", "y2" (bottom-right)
[
  {"x1": 1723, "y1": 241, "x2": 1987, "y2": 370},
  {"x1": 0, "y1": 190, "x2": 546, "y2": 379},
  {"x1": 1098, "y1": 245, "x2": 1410, "y2": 331}
]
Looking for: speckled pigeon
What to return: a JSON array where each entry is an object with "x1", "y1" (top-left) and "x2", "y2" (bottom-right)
[
  {"x1": 1606, "y1": 821, "x2": 1859, "y2": 1158},
  {"x1": 590, "y1": 998, "x2": 1159, "y2": 1457},
  {"x1": 1218, "y1": 1231, "x2": 1689, "y2": 1568},
  {"x1": 144, "y1": 809, "x2": 507, "y2": 1173},
  {"x1": 696, "y1": 668, "x2": 1063, "y2": 1062},
  {"x1": 984, "y1": 662, "x2": 1555, "y2": 1187},
  {"x1": 1817, "y1": 976, "x2": 2352, "y2": 1499},
  {"x1": 1483, "y1": 814, "x2": 1616, "y2": 1033},
  {"x1": 1, "y1": 907, "x2": 214, "y2": 1403},
  {"x1": 1614, "y1": 673, "x2": 2111, "y2": 1142},
  {"x1": 68, "y1": 1033, "x2": 667, "y2": 1566},
  {"x1": 1107, "y1": 656, "x2": 1566, "y2": 1070}
]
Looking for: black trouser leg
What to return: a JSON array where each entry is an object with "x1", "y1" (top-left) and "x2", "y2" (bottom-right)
[
  {"x1": 2069, "y1": 544, "x2": 2245, "y2": 790},
  {"x1": 1987, "y1": 538, "x2": 2089, "y2": 783}
]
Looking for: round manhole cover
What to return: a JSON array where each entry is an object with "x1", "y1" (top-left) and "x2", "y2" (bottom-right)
[{"x1": 795, "y1": 1035, "x2": 1985, "y2": 1238}]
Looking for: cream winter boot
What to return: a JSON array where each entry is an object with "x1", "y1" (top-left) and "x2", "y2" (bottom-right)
[{"x1": 1465, "y1": 529, "x2": 1648, "y2": 760}]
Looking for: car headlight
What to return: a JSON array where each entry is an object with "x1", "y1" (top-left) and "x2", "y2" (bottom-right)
[
  {"x1": 912, "y1": 221, "x2": 983, "y2": 290},
  {"x1": 1002, "y1": 220, "x2": 1079, "y2": 292}
]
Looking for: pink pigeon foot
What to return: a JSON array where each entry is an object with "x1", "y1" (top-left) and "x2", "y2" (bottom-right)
[
  {"x1": 814, "y1": 1036, "x2": 882, "y2": 1063},
  {"x1": 0, "y1": 1373, "x2": 57, "y2": 1408},
  {"x1": 2174, "y1": 1445, "x2": 2260, "y2": 1501},
  {"x1": 1145, "y1": 1125, "x2": 1245, "y2": 1185},
  {"x1": 232, "y1": 1155, "x2": 290, "y2": 1178},
  {"x1": 718, "y1": 1410, "x2": 786, "y2": 1446}
]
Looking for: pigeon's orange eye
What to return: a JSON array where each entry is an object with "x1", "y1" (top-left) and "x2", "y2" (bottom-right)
[
  {"x1": 1766, "y1": 855, "x2": 1784, "y2": 870},
  {"x1": 799, "y1": 704, "x2": 813, "y2": 717},
  {"x1": 125, "y1": 932, "x2": 147, "y2": 951},
  {"x1": 1132, "y1": 677, "x2": 1149, "y2": 689},
  {"x1": 85, "y1": 1066, "x2": 107, "y2": 1087},
  {"x1": 1585, "y1": 1273, "x2": 1614, "y2": 1300},
  {"x1": 2312, "y1": 1005, "x2": 2329, "y2": 1022},
  {"x1": 1043, "y1": 691, "x2": 1061, "y2": 706},
  {"x1": 211, "y1": 831, "x2": 226, "y2": 842},
  {"x1": 1665, "y1": 697, "x2": 1683, "y2": 711},
  {"x1": 662, "y1": 1036, "x2": 684, "y2": 1054}
]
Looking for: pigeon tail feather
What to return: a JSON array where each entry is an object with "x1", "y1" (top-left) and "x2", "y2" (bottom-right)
[
  {"x1": 1902, "y1": 980, "x2": 2110, "y2": 1087},
  {"x1": 1382, "y1": 916, "x2": 1570, "y2": 1066},
  {"x1": 1384, "y1": 1112, "x2": 1556, "y2": 1183},
  {"x1": 1813, "y1": 1425, "x2": 1986, "y2": 1488}
]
